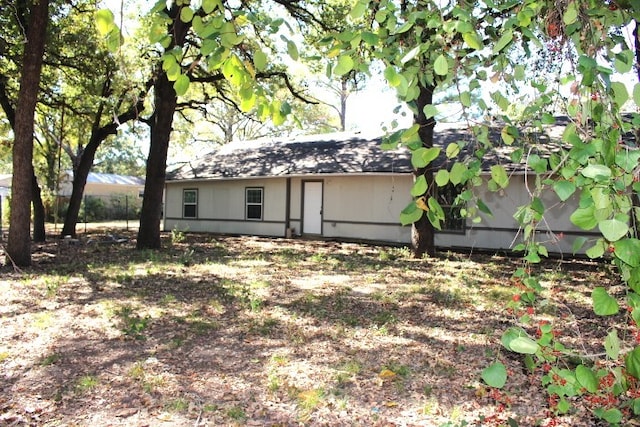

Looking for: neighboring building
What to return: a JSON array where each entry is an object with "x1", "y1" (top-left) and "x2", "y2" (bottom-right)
[
  {"x1": 163, "y1": 123, "x2": 606, "y2": 255},
  {"x1": 0, "y1": 174, "x2": 10, "y2": 198},
  {"x1": 58, "y1": 171, "x2": 145, "y2": 198}
]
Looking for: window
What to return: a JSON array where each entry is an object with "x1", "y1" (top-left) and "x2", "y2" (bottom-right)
[
  {"x1": 246, "y1": 187, "x2": 263, "y2": 220},
  {"x1": 183, "y1": 189, "x2": 198, "y2": 218},
  {"x1": 436, "y1": 184, "x2": 465, "y2": 233}
]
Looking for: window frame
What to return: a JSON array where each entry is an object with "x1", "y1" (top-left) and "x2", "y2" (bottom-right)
[
  {"x1": 245, "y1": 187, "x2": 264, "y2": 221},
  {"x1": 182, "y1": 188, "x2": 198, "y2": 219},
  {"x1": 436, "y1": 183, "x2": 466, "y2": 234}
]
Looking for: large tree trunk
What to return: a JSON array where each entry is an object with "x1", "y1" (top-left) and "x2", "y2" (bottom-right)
[
  {"x1": 6, "y1": 0, "x2": 49, "y2": 267},
  {"x1": 136, "y1": 72, "x2": 177, "y2": 249},
  {"x1": 32, "y1": 170, "x2": 46, "y2": 242},
  {"x1": 136, "y1": 8, "x2": 188, "y2": 250},
  {"x1": 61, "y1": 145, "x2": 96, "y2": 237},
  {"x1": 411, "y1": 83, "x2": 436, "y2": 258}
]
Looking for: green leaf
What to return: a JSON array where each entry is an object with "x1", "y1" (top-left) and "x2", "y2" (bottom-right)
[
  {"x1": 592, "y1": 287, "x2": 619, "y2": 316},
  {"x1": 446, "y1": 143, "x2": 460, "y2": 158},
  {"x1": 435, "y1": 169, "x2": 449, "y2": 187},
  {"x1": 481, "y1": 362, "x2": 507, "y2": 388},
  {"x1": 477, "y1": 198, "x2": 492, "y2": 215},
  {"x1": 463, "y1": 31, "x2": 483, "y2": 50},
  {"x1": 585, "y1": 239, "x2": 605, "y2": 259},
  {"x1": 490, "y1": 165, "x2": 509, "y2": 189},
  {"x1": 575, "y1": 365, "x2": 598, "y2": 393},
  {"x1": 449, "y1": 162, "x2": 467, "y2": 185},
  {"x1": 411, "y1": 175, "x2": 428, "y2": 197},
  {"x1": 605, "y1": 329, "x2": 620, "y2": 359},
  {"x1": 253, "y1": 50, "x2": 267, "y2": 71},
  {"x1": 401, "y1": 45, "x2": 421, "y2": 64},
  {"x1": 287, "y1": 40, "x2": 299, "y2": 61},
  {"x1": 423, "y1": 104, "x2": 438, "y2": 119},
  {"x1": 615, "y1": 149, "x2": 640, "y2": 173},
  {"x1": 349, "y1": 0, "x2": 367, "y2": 19},
  {"x1": 598, "y1": 219, "x2": 629, "y2": 242},
  {"x1": 570, "y1": 206, "x2": 598, "y2": 230},
  {"x1": 400, "y1": 201, "x2": 423, "y2": 226},
  {"x1": 553, "y1": 180, "x2": 576, "y2": 202},
  {"x1": 601, "y1": 408, "x2": 623, "y2": 424},
  {"x1": 493, "y1": 28, "x2": 513, "y2": 53},
  {"x1": 434, "y1": 54, "x2": 449, "y2": 76},
  {"x1": 460, "y1": 91, "x2": 472, "y2": 108},
  {"x1": 614, "y1": 238, "x2": 640, "y2": 267},
  {"x1": 501, "y1": 326, "x2": 528, "y2": 349},
  {"x1": 411, "y1": 147, "x2": 441, "y2": 168},
  {"x1": 509, "y1": 337, "x2": 539, "y2": 354},
  {"x1": 627, "y1": 346, "x2": 640, "y2": 379},
  {"x1": 180, "y1": 6, "x2": 194, "y2": 23},
  {"x1": 105, "y1": 29, "x2": 122, "y2": 53},
  {"x1": 572, "y1": 236, "x2": 588, "y2": 254},
  {"x1": 611, "y1": 81, "x2": 629, "y2": 108},
  {"x1": 634, "y1": 83, "x2": 640, "y2": 106},
  {"x1": 334, "y1": 55, "x2": 354, "y2": 76},
  {"x1": 384, "y1": 66, "x2": 401, "y2": 87},
  {"x1": 563, "y1": 1, "x2": 578, "y2": 25},
  {"x1": 95, "y1": 9, "x2": 115, "y2": 36},
  {"x1": 581, "y1": 164, "x2": 612, "y2": 181},
  {"x1": 202, "y1": 0, "x2": 219, "y2": 13},
  {"x1": 173, "y1": 74, "x2": 190, "y2": 96}
]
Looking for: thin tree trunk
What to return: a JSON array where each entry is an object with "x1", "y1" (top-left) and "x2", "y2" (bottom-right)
[
  {"x1": 411, "y1": 83, "x2": 436, "y2": 258},
  {"x1": 32, "y1": 170, "x2": 46, "y2": 242},
  {"x1": 6, "y1": 0, "x2": 49, "y2": 267}
]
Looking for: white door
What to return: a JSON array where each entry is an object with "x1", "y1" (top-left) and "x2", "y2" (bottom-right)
[{"x1": 303, "y1": 181, "x2": 323, "y2": 234}]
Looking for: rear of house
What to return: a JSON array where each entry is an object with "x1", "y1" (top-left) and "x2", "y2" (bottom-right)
[
  {"x1": 164, "y1": 133, "x2": 414, "y2": 244},
  {"x1": 164, "y1": 127, "x2": 599, "y2": 256}
]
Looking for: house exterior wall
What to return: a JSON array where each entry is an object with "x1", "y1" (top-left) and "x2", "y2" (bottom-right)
[
  {"x1": 165, "y1": 173, "x2": 593, "y2": 255},
  {"x1": 435, "y1": 176, "x2": 593, "y2": 255},
  {"x1": 164, "y1": 178, "x2": 288, "y2": 236}
]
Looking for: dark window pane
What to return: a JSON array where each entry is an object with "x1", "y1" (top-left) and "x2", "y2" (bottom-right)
[
  {"x1": 184, "y1": 190, "x2": 197, "y2": 204},
  {"x1": 184, "y1": 204, "x2": 197, "y2": 218},
  {"x1": 246, "y1": 189, "x2": 262, "y2": 203},
  {"x1": 247, "y1": 205, "x2": 262, "y2": 219}
]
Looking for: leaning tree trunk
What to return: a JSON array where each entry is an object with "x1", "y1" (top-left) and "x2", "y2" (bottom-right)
[
  {"x1": 6, "y1": 0, "x2": 49, "y2": 267},
  {"x1": 136, "y1": 71, "x2": 177, "y2": 249},
  {"x1": 411, "y1": 83, "x2": 436, "y2": 258}
]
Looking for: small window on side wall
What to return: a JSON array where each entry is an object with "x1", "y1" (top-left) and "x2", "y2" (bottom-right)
[
  {"x1": 437, "y1": 183, "x2": 465, "y2": 233},
  {"x1": 246, "y1": 187, "x2": 263, "y2": 220},
  {"x1": 183, "y1": 189, "x2": 198, "y2": 218}
]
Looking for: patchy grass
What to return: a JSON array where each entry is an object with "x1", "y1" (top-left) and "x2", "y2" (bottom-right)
[{"x1": 0, "y1": 232, "x2": 622, "y2": 426}]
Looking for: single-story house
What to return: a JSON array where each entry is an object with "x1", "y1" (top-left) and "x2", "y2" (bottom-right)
[{"x1": 163, "y1": 122, "x2": 607, "y2": 255}]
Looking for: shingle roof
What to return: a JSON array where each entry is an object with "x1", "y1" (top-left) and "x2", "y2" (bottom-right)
[
  {"x1": 167, "y1": 132, "x2": 412, "y2": 181},
  {"x1": 167, "y1": 116, "x2": 635, "y2": 181}
]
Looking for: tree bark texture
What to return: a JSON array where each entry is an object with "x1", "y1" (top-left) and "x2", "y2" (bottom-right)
[
  {"x1": 136, "y1": 9, "x2": 189, "y2": 250},
  {"x1": 411, "y1": 83, "x2": 436, "y2": 258},
  {"x1": 32, "y1": 170, "x2": 46, "y2": 242},
  {"x1": 6, "y1": 0, "x2": 49, "y2": 267}
]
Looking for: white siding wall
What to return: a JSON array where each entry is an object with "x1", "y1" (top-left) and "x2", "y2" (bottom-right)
[
  {"x1": 164, "y1": 178, "x2": 287, "y2": 236},
  {"x1": 435, "y1": 177, "x2": 590, "y2": 255},
  {"x1": 165, "y1": 173, "x2": 592, "y2": 255}
]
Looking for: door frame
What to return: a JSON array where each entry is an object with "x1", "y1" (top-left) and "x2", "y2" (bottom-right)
[{"x1": 301, "y1": 180, "x2": 323, "y2": 235}]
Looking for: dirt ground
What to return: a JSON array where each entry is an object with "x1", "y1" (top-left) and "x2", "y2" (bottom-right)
[{"x1": 0, "y1": 230, "x2": 626, "y2": 426}]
